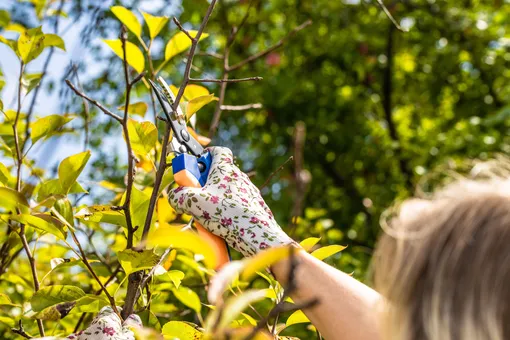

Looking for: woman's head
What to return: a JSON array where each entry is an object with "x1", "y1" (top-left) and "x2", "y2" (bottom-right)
[{"x1": 373, "y1": 161, "x2": 510, "y2": 340}]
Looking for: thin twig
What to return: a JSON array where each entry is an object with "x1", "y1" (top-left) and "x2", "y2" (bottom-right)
[
  {"x1": 374, "y1": 0, "x2": 405, "y2": 32},
  {"x1": 11, "y1": 320, "x2": 32, "y2": 339},
  {"x1": 220, "y1": 103, "x2": 263, "y2": 111},
  {"x1": 260, "y1": 156, "x2": 294, "y2": 190},
  {"x1": 65, "y1": 80, "x2": 123, "y2": 123},
  {"x1": 196, "y1": 51, "x2": 224, "y2": 59},
  {"x1": 173, "y1": 17, "x2": 196, "y2": 42},
  {"x1": 190, "y1": 76, "x2": 262, "y2": 83},
  {"x1": 72, "y1": 65, "x2": 90, "y2": 151}
]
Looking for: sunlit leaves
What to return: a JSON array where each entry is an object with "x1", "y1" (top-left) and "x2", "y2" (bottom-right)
[
  {"x1": 118, "y1": 249, "x2": 160, "y2": 275},
  {"x1": 17, "y1": 26, "x2": 45, "y2": 63},
  {"x1": 299, "y1": 237, "x2": 321, "y2": 252},
  {"x1": 157, "y1": 195, "x2": 177, "y2": 224},
  {"x1": 147, "y1": 224, "x2": 217, "y2": 269},
  {"x1": 75, "y1": 205, "x2": 126, "y2": 227},
  {"x1": 58, "y1": 151, "x2": 91, "y2": 193},
  {"x1": 103, "y1": 39, "x2": 145, "y2": 73},
  {"x1": 183, "y1": 85, "x2": 210, "y2": 100},
  {"x1": 241, "y1": 246, "x2": 293, "y2": 281},
  {"x1": 117, "y1": 102, "x2": 148, "y2": 118},
  {"x1": 10, "y1": 213, "x2": 67, "y2": 240},
  {"x1": 0, "y1": 187, "x2": 29, "y2": 213},
  {"x1": 54, "y1": 197, "x2": 74, "y2": 227},
  {"x1": 0, "y1": 10, "x2": 10, "y2": 27},
  {"x1": 141, "y1": 11, "x2": 169, "y2": 40},
  {"x1": 187, "y1": 94, "x2": 218, "y2": 118},
  {"x1": 126, "y1": 119, "x2": 157, "y2": 156},
  {"x1": 162, "y1": 321, "x2": 202, "y2": 340},
  {"x1": 31, "y1": 114, "x2": 73, "y2": 144},
  {"x1": 43, "y1": 33, "x2": 66, "y2": 51},
  {"x1": 22, "y1": 73, "x2": 43, "y2": 94},
  {"x1": 311, "y1": 245, "x2": 346, "y2": 260},
  {"x1": 165, "y1": 31, "x2": 209, "y2": 60},
  {"x1": 73, "y1": 295, "x2": 109, "y2": 313},
  {"x1": 111, "y1": 6, "x2": 142, "y2": 38},
  {"x1": 30, "y1": 285, "x2": 85, "y2": 312},
  {"x1": 171, "y1": 286, "x2": 201, "y2": 314},
  {"x1": 286, "y1": 310, "x2": 310, "y2": 327}
]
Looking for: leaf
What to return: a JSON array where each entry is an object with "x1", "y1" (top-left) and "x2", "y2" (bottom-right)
[
  {"x1": 22, "y1": 72, "x2": 43, "y2": 94},
  {"x1": 118, "y1": 249, "x2": 160, "y2": 275},
  {"x1": 147, "y1": 224, "x2": 217, "y2": 269},
  {"x1": 286, "y1": 310, "x2": 310, "y2": 327},
  {"x1": 172, "y1": 286, "x2": 201, "y2": 314},
  {"x1": 75, "y1": 205, "x2": 126, "y2": 227},
  {"x1": 117, "y1": 101, "x2": 148, "y2": 118},
  {"x1": 183, "y1": 85, "x2": 210, "y2": 101},
  {"x1": 127, "y1": 119, "x2": 157, "y2": 156},
  {"x1": 208, "y1": 261, "x2": 244, "y2": 304},
  {"x1": 0, "y1": 36, "x2": 18, "y2": 55},
  {"x1": 31, "y1": 114, "x2": 73, "y2": 144},
  {"x1": 0, "y1": 293, "x2": 13, "y2": 305},
  {"x1": 58, "y1": 151, "x2": 91, "y2": 193},
  {"x1": 11, "y1": 214, "x2": 67, "y2": 240},
  {"x1": 0, "y1": 162, "x2": 11, "y2": 185},
  {"x1": 311, "y1": 245, "x2": 346, "y2": 260},
  {"x1": 54, "y1": 197, "x2": 74, "y2": 227},
  {"x1": 164, "y1": 31, "x2": 209, "y2": 60},
  {"x1": 300, "y1": 237, "x2": 321, "y2": 252},
  {"x1": 161, "y1": 321, "x2": 202, "y2": 340},
  {"x1": 18, "y1": 26, "x2": 46, "y2": 63},
  {"x1": 30, "y1": 285, "x2": 85, "y2": 312},
  {"x1": 111, "y1": 6, "x2": 142, "y2": 38},
  {"x1": 73, "y1": 295, "x2": 108, "y2": 313},
  {"x1": 43, "y1": 33, "x2": 65, "y2": 50},
  {"x1": 157, "y1": 196, "x2": 176, "y2": 223},
  {"x1": 129, "y1": 186, "x2": 152, "y2": 240},
  {"x1": 211, "y1": 290, "x2": 267, "y2": 331},
  {"x1": 141, "y1": 11, "x2": 169, "y2": 40},
  {"x1": 241, "y1": 246, "x2": 293, "y2": 281},
  {"x1": 0, "y1": 187, "x2": 29, "y2": 213},
  {"x1": 103, "y1": 39, "x2": 145, "y2": 73},
  {"x1": 187, "y1": 94, "x2": 218, "y2": 118},
  {"x1": 166, "y1": 270, "x2": 185, "y2": 289},
  {"x1": 0, "y1": 10, "x2": 10, "y2": 27}
]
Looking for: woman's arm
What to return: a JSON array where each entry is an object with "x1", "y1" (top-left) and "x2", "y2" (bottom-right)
[{"x1": 272, "y1": 250, "x2": 381, "y2": 340}]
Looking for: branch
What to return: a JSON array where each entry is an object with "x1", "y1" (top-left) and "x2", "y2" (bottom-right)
[
  {"x1": 260, "y1": 156, "x2": 293, "y2": 190},
  {"x1": 11, "y1": 320, "x2": 32, "y2": 339},
  {"x1": 189, "y1": 76, "x2": 262, "y2": 83},
  {"x1": 289, "y1": 122, "x2": 310, "y2": 232},
  {"x1": 374, "y1": 0, "x2": 405, "y2": 32},
  {"x1": 173, "y1": 17, "x2": 196, "y2": 42},
  {"x1": 65, "y1": 80, "x2": 123, "y2": 123},
  {"x1": 228, "y1": 19, "x2": 312, "y2": 72},
  {"x1": 72, "y1": 65, "x2": 90, "y2": 151},
  {"x1": 220, "y1": 103, "x2": 263, "y2": 111}
]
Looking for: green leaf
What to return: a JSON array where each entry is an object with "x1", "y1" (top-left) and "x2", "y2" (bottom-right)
[
  {"x1": 0, "y1": 36, "x2": 19, "y2": 56},
  {"x1": 75, "y1": 205, "x2": 126, "y2": 227},
  {"x1": 43, "y1": 33, "x2": 66, "y2": 51},
  {"x1": 22, "y1": 73, "x2": 43, "y2": 95},
  {"x1": 171, "y1": 286, "x2": 201, "y2": 314},
  {"x1": 0, "y1": 316, "x2": 15, "y2": 328},
  {"x1": 58, "y1": 150, "x2": 91, "y2": 193},
  {"x1": 0, "y1": 10, "x2": 10, "y2": 27},
  {"x1": 117, "y1": 101, "x2": 148, "y2": 118},
  {"x1": 18, "y1": 26, "x2": 46, "y2": 63},
  {"x1": 129, "y1": 186, "x2": 152, "y2": 240},
  {"x1": 286, "y1": 310, "x2": 310, "y2": 327},
  {"x1": 311, "y1": 245, "x2": 346, "y2": 260},
  {"x1": 166, "y1": 270, "x2": 185, "y2": 289},
  {"x1": 111, "y1": 6, "x2": 142, "y2": 38},
  {"x1": 164, "y1": 31, "x2": 209, "y2": 60},
  {"x1": 118, "y1": 249, "x2": 160, "y2": 275},
  {"x1": 0, "y1": 162, "x2": 11, "y2": 185},
  {"x1": 141, "y1": 11, "x2": 169, "y2": 40},
  {"x1": 300, "y1": 237, "x2": 321, "y2": 252},
  {"x1": 11, "y1": 214, "x2": 67, "y2": 240},
  {"x1": 73, "y1": 295, "x2": 108, "y2": 313},
  {"x1": 0, "y1": 187, "x2": 29, "y2": 213},
  {"x1": 31, "y1": 114, "x2": 73, "y2": 144},
  {"x1": 54, "y1": 197, "x2": 74, "y2": 227},
  {"x1": 30, "y1": 285, "x2": 85, "y2": 312},
  {"x1": 161, "y1": 321, "x2": 202, "y2": 340},
  {"x1": 0, "y1": 293, "x2": 13, "y2": 305},
  {"x1": 103, "y1": 39, "x2": 145, "y2": 73},
  {"x1": 186, "y1": 94, "x2": 218, "y2": 118},
  {"x1": 126, "y1": 119, "x2": 157, "y2": 156}
]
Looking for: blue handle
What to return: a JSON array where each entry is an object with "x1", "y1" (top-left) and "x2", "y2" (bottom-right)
[{"x1": 172, "y1": 152, "x2": 212, "y2": 187}]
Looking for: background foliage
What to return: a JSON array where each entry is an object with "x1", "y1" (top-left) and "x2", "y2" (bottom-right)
[{"x1": 0, "y1": 0, "x2": 508, "y2": 338}]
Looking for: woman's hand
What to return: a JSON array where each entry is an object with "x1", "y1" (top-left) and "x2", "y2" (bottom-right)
[
  {"x1": 34, "y1": 307, "x2": 142, "y2": 340},
  {"x1": 169, "y1": 147, "x2": 296, "y2": 257}
]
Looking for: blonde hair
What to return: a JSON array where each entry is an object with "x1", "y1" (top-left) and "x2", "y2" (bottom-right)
[{"x1": 373, "y1": 157, "x2": 510, "y2": 340}]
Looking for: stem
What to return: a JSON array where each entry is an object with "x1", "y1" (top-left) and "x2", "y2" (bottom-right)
[{"x1": 13, "y1": 62, "x2": 25, "y2": 192}]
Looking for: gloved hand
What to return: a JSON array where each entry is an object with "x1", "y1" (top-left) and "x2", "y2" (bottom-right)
[
  {"x1": 35, "y1": 307, "x2": 142, "y2": 340},
  {"x1": 169, "y1": 147, "x2": 297, "y2": 257}
]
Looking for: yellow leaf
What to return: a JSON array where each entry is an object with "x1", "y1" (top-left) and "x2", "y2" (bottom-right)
[
  {"x1": 164, "y1": 31, "x2": 209, "y2": 60},
  {"x1": 111, "y1": 6, "x2": 141, "y2": 38},
  {"x1": 43, "y1": 34, "x2": 65, "y2": 51},
  {"x1": 18, "y1": 26, "x2": 45, "y2": 63},
  {"x1": 286, "y1": 310, "x2": 310, "y2": 327},
  {"x1": 184, "y1": 84, "x2": 210, "y2": 100},
  {"x1": 169, "y1": 84, "x2": 179, "y2": 96},
  {"x1": 311, "y1": 245, "x2": 346, "y2": 260},
  {"x1": 136, "y1": 158, "x2": 154, "y2": 172},
  {"x1": 126, "y1": 119, "x2": 157, "y2": 156},
  {"x1": 117, "y1": 101, "x2": 148, "y2": 117},
  {"x1": 157, "y1": 195, "x2": 176, "y2": 223},
  {"x1": 299, "y1": 237, "x2": 321, "y2": 252},
  {"x1": 187, "y1": 94, "x2": 217, "y2": 118},
  {"x1": 147, "y1": 224, "x2": 217, "y2": 269},
  {"x1": 141, "y1": 11, "x2": 169, "y2": 40},
  {"x1": 103, "y1": 39, "x2": 145, "y2": 73},
  {"x1": 5, "y1": 23, "x2": 25, "y2": 33},
  {"x1": 162, "y1": 321, "x2": 202, "y2": 340},
  {"x1": 240, "y1": 246, "x2": 293, "y2": 281}
]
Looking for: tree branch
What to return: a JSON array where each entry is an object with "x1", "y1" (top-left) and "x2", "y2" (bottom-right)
[
  {"x1": 173, "y1": 17, "x2": 196, "y2": 42},
  {"x1": 11, "y1": 320, "x2": 33, "y2": 339},
  {"x1": 190, "y1": 76, "x2": 262, "y2": 83},
  {"x1": 260, "y1": 155, "x2": 293, "y2": 190},
  {"x1": 374, "y1": 0, "x2": 405, "y2": 32},
  {"x1": 220, "y1": 103, "x2": 263, "y2": 111}
]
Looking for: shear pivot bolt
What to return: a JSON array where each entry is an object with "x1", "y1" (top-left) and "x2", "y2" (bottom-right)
[
  {"x1": 179, "y1": 145, "x2": 187, "y2": 153},
  {"x1": 180, "y1": 130, "x2": 190, "y2": 141}
]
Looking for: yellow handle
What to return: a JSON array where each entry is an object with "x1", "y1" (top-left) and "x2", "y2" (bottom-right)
[{"x1": 174, "y1": 170, "x2": 230, "y2": 269}]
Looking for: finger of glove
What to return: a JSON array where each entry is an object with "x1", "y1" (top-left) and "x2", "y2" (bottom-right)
[
  {"x1": 168, "y1": 186, "x2": 203, "y2": 215},
  {"x1": 123, "y1": 314, "x2": 143, "y2": 328}
]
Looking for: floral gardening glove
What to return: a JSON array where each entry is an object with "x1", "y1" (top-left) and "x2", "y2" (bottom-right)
[
  {"x1": 168, "y1": 147, "x2": 297, "y2": 257},
  {"x1": 35, "y1": 307, "x2": 142, "y2": 340}
]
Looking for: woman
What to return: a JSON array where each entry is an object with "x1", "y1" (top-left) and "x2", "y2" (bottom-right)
[{"x1": 61, "y1": 147, "x2": 510, "y2": 339}]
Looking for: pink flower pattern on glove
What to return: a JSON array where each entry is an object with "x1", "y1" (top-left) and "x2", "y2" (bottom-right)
[{"x1": 169, "y1": 147, "x2": 296, "y2": 256}]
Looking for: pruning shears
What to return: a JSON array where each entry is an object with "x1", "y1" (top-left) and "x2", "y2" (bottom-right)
[{"x1": 149, "y1": 76, "x2": 230, "y2": 269}]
